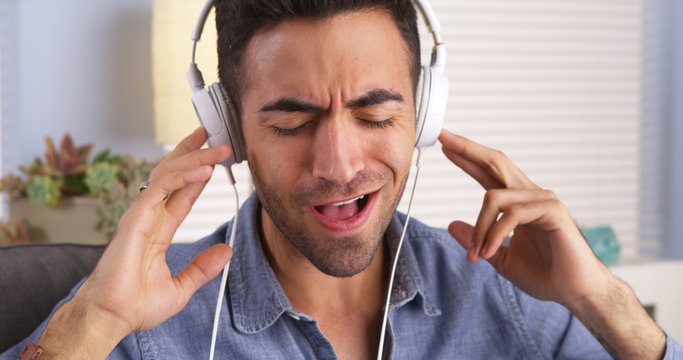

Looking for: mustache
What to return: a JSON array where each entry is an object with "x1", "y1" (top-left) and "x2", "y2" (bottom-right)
[{"x1": 294, "y1": 171, "x2": 389, "y2": 204}]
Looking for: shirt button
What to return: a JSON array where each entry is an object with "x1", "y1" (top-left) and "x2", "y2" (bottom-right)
[{"x1": 286, "y1": 312, "x2": 301, "y2": 321}]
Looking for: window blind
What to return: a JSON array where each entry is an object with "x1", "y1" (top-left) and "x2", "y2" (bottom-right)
[
  {"x1": 174, "y1": 0, "x2": 651, "y2": 260},
  {"x1": 402, "y1": 0, "x2": 644, "y2": 259}
]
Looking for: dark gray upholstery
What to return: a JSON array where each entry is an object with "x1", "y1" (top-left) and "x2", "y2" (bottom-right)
[{"x1": 0, "y1": 243, "x2": 105, "y2": 352}]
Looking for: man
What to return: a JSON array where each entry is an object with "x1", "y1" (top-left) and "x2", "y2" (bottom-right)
[{"x1": 2, "y1": 0, "x2": 681, "y2": 359}]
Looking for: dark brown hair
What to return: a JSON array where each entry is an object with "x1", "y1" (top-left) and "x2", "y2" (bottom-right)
[{"x1": 215, "y1": 0, "x2": 421, "y2": 117}]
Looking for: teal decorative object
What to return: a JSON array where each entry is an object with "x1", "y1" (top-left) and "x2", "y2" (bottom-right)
[{"x1": 580, "y1": 225, "x2": 620, "y2": 266}]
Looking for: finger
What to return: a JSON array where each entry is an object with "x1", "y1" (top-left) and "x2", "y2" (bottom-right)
[
  {"x1": 172, "y1": 244, "x2": 233, "y2": 309},
  {"x1": 447, "y1": 220, "x2": 478, "y2": 261},
  {"x1": 483, "y1": 245, "x2": 511, "y2": 278},
  {"x1": 448, "y1": 220, "x2": 474, "y2": 248},
  {"x1": 471, "y1": 189, "x2": 558, "y2": 261},
  {"x1": 439, "y1": 130, "x2": 512, "y2": 186},
  {"x1": 442, "y1": 146, "x2": 504, "y2": 190},
  {"x1": 138, "y1": 165, "x2": 214, "y2": 208},
  {"x1": 164, "y1": 175, "x2": 212, "y2": 224},
  {"x1": 150, "y1": 145, "x2": 231, "y2": 182},
  {"x1": 165, "y1": 127, "x2": 209, "y2": 162},
  {"x1": 479, "y1": 199, "x2": 561, "y2": 259},
  {"x1": 438, "y1": 130, "x2": 536, "y2": 190}
]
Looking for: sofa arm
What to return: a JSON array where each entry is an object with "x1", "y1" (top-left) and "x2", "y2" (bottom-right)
[{"x1": 0, "y1": 243, "x2": 105, "y2": 352}]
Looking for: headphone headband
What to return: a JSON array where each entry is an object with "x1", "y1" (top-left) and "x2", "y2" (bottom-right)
[
  {"x1": 188, "y1": 0, "x2": 448, "y2": 162},
  {"x1": 412, "y1": 0, "x2": 447, "y2": 74},
  {"x1": 189, "y1": 0, "x2": 446, "y2": 72}
]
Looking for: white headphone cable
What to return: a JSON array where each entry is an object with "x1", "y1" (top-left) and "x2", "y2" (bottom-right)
[
  {"x1": 209, "y1": 166, "x2": 240, "y2": 360},
  {"x1": 207, "y1": 149, "x2": 423, "y2": 360},
  {"x1": 376, "y1": 148, "x2": 423, "y2": 360}
]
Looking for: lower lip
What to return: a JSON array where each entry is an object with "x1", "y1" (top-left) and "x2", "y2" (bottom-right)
[{"x1": 307, "y1": 190, "x2": 379, "y2": 232}]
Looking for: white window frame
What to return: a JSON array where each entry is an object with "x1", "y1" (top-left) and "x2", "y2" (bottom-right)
[{"x1": 667, "y1": 0, "x2": 683, "y2": 258}]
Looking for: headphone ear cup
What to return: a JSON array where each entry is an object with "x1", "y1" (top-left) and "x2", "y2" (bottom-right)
[
  {"x1": 210, "y1": 83, "x2": 246, "y2": 164},
  {"x1": 414, "y1": 65, "x2": 449, "y2": 148},
  {"x1": 414, "y1": 66, "x2": 428, "y2": 147},
  {"x1": 190, "y1": 86, "x2": 238, "y2": 167}
]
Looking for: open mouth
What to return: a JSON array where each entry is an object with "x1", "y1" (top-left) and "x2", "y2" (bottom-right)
[
  {"x1": 314, "y1": 194, "x2": 371, "y2": 221},
  {"x1": 309, "y1": 190, "x2": 378, "y2": 231}
]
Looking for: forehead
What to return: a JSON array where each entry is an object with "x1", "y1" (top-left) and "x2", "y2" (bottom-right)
[{"x1": 240, "y1": 10, "x2": 413, "y2": 105}]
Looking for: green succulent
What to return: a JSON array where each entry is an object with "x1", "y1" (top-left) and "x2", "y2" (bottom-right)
[
  {"x1": 26, "y1": 175, "x2": 62, "y2": 207},
  {"x1": 0, "y1": 131, "x2": 161, "y2": 243},
  {"x1": 95, "y1": 182, "x2": 131, "y2": 237},
  {"x1": 118, "y1": 155, "x2": 156, "y2": 189},
  {"x1": 85, "y1": 162, "x2": 118, "y2": 196},
  {"x1": 93, "y1": 155, "x2": 159, "y2": 238}
]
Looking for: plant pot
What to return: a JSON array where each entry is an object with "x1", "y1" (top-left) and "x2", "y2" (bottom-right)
[{"x1": 9, "y1": 197, "x2": 109, "y2": 244}]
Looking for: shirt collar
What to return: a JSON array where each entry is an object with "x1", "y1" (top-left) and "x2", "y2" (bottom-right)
[
  {"x1": 228, "y1": 193, "x2": 293, "y2": 334},
  {"x1": 384, "y1": 213, "x2": 442, "y2": 317},
  {"x1": 228, "y1": 193, "x2": 441, "y2": 334}
]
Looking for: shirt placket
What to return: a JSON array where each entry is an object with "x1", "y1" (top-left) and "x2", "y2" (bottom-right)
[{"x1": 286, "y1": 312, "x2": 338, "y2": 360}]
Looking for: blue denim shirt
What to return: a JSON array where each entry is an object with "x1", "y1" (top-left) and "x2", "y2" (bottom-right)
[{"x1": 3, "y1": 193, "x2": 681, "y2": 359}]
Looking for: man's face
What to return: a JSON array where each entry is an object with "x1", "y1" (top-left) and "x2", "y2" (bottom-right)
[{"x1": 240, "y1": 10, "x2": 415, "y2": 277}]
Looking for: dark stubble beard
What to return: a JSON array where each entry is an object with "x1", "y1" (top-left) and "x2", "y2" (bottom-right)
[{"x1": 250, "y1": 161, "x2": 409, "y2": 278}]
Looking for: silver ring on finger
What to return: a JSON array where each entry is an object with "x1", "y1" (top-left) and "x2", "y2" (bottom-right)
[{"x1": 139, "y1": 180, "x2": 151, "y2": 192}]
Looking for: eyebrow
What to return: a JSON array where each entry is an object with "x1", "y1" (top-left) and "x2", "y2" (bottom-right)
[
  {"x1": 347, "y1": 89, "x2": 404, "y2": 109},
  {"x1": 260, "y1": 99, "x2": 323, "y2": 113},
  {"x1": 259, "y1": 88, "x2": 404, "y2": 113}
]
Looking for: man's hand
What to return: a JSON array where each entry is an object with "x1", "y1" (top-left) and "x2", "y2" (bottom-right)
[
  {"x1": 439, "y1": 129, "x2": 666, "y2": 359},
  {"x1": 439, "y1": 129, "x2": 607, "y2": 305},
  {"x1": 36, "y1": 128, "x2": 233, "y2": 358}
]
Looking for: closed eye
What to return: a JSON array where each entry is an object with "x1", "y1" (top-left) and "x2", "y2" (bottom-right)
[
  {"x1": 271, "y1": 117, "x2": 394, "y2": 135},
  {"x1": 271, "y1": 121, "x2": 313, "y2": 136},
  {"x1": 358, "y1": 117, "x2": 394, "y2": 129}
]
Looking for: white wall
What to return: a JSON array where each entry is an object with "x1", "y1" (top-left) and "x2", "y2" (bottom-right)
[
  {"x1": 611, "y1": 261, "x2": 683, "y2": 341},
  {"x1": 1, "y1": 0, "x2": 163, "y2": 175}
]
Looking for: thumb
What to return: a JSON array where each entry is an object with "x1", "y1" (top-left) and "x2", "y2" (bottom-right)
[
  {"x1": 448, "y1": 220, "x2": 475, "y2": 253},
  {"x1": 449, "y1": 220, "x2": 510, "y2": 273},
  {"x1": 173, "y1": 243, "x2": 233, "y2": 308}
]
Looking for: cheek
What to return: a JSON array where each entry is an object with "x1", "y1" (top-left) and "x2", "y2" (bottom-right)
[
  {"x1": 245, "y1": 132, "x2": 308, "y2": 187},
  {"x1": 366, "y1": 128, "x2": 414, "y2": 181}
]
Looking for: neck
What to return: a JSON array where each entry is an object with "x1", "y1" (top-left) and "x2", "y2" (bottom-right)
[{"x1": 258, "y1": 207, "x2": 388, "y2": 318}]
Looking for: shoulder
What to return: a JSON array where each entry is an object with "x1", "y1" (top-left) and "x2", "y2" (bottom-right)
[
  {"x1": 400, "y1": 214, "x2": 512, "y2": 313},
  {"x1": 402, "y1": 215, "x2": 498, "y2": 284}
]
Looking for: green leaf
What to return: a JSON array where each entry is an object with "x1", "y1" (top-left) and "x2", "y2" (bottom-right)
[{"x1": 92, "y1": 149, "x2": 111, "y2": 163}]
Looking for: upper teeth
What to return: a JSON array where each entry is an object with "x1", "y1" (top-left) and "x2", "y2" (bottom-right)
[{"x1": 332, "y1": 195, "x2": 365, "y2": 206}]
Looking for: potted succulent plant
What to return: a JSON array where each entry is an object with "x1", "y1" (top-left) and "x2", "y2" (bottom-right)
[
  {"x1": 0, "y1": 133, "x2": 157, "y2": 244},
  {"x1": 0, "y1": 220, "x2": 29, "y2": 246}
]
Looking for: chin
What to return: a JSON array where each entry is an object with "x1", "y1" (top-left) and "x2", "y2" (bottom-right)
[
  {"x1": 251, "y1": 161, "x2": 410, "y2": 278},
  {"x1": 304, "y1": 230, "x2": 384, "y2": 278}
]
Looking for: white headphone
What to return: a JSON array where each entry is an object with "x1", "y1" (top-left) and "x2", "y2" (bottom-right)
[{"x1": 187, "y1": 0, "x2": 448, "y2": 168}]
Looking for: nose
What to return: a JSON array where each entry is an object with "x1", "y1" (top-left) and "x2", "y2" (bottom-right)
[{"x1": 311, "y1": 113, "x2": 364, "y2": 184}]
